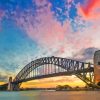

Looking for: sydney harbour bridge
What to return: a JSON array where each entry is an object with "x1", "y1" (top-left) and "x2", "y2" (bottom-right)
[{"x1": 0, "y1": 50, "x2": 100, "y2": 91}]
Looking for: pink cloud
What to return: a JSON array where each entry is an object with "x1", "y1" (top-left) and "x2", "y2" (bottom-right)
[
  {"x1": 16, "y1": 0, "x2": 70, "y2": 49},
  {"x1": 78, "y1": 0, "x2": 100, "y2": 20},
  {"x1": 15, "y1": 0, "x2": 100, "y2": 60}
]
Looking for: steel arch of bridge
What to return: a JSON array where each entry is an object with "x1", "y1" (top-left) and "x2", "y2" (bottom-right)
[{"x1": 12, "y1": 56, "x2": 95, "y2": 89}]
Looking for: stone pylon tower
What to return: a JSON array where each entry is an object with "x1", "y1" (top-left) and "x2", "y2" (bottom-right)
[
  {"x1": 7, "y1": 77, "x2": 13, "y2": 91},
  {"x1": 94, "y1": 50, "x2": 100, "y2": 84}
]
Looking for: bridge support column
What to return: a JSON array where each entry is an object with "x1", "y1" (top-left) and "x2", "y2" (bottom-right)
[
  {"x1": 7, "y1": 77, "x2": 20, "y2": 91},
  {"x1": 13, "y1": 84, "x2": 20, "y2": 91},
  {"x1": 7, "y1": 77, "x2": 13, "y2": 91},
  {"x1": 94, "y1": 50, "x2": 100, "y2": 84}
]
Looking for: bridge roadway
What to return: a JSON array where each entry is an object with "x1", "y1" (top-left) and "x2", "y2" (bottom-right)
[
  {"x1": 0, "y1": 56, "x2": 97, "y2": 90},
  {"x1": 0, "y1": 67, "x2": 94, "y2": 90},
  {"x1": 13, "y1": 67, "x2": 94, "y2": 84}
]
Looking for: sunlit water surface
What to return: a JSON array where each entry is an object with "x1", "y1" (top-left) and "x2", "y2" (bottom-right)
[{"x1": 0, "y1": 90, "x2": 100, "y2": 100}]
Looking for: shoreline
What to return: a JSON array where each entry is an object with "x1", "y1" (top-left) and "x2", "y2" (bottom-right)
[{"x1": 1, "y1": 88, "x2": 100, "y2": 92}]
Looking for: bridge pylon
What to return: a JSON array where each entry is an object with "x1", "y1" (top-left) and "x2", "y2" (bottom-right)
[
  {"x1": 94, "y1": 50, "x2": 100, "y2": 85},
  {"x1": 7, "y1": 77, "x2": 20, "y2": 91},
  {"x1": 7, "y1": 77, "x2": 13, "y2": 91}
]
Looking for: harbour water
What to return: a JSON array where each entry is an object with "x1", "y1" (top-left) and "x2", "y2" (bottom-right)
[{"x1": 0, "y1": 91, "x2": 100, "y2": 100}]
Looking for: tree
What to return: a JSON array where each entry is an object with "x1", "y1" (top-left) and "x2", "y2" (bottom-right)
[
  {"x1": 56, "y1": 85, "x2": 63, "y2": 90},
  {"x1": 63, "y1": 85, "x2": 72, "y2": 90},
  {"x1": 56, "y1": 85, "x2": 72, "y2": 91}
]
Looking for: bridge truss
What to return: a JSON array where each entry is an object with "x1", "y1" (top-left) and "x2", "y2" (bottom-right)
[{"x1": 11, "y1": 56, "x2": 96, "y2": 90}]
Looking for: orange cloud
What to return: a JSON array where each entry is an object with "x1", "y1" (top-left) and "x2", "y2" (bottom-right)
[
  {"x1": 21, "y1": 76, "x2": 85, "y2": 88},
  {"x1": 78, "y1": 0, "x2": 100, "y2": 20},
  {"x1": 0, "y1": 82, "x2": 5, "y2": 85}
]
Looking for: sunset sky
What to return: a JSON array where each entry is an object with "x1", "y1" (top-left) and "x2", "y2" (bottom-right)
[{"x1": 0, "y1": 0, "x2": 100, "y2": 88}]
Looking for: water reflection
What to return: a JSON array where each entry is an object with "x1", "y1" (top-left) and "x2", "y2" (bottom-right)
[
  {"x1": 0, "y1": 91, "x2": 100, "y2": 100},
  {"x1": 0, "y1": 91, "x2": 40, "y2": 100}
]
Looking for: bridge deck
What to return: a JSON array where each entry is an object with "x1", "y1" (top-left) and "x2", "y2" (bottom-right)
[{"x1": 13, "y1": 67, "x2": 94, "y2": 84}]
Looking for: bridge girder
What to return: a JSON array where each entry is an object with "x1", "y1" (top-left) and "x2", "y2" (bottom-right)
[{"x1": 11, "y1": 56, "x2": 95, "y2": 90}]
